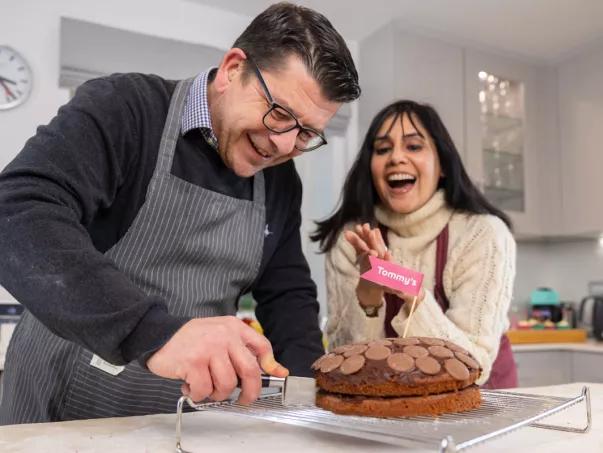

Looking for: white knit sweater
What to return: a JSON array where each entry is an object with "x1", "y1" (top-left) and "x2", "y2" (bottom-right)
[{"x1": 325, "y1": 191, "x2": 516, "y2": 384}]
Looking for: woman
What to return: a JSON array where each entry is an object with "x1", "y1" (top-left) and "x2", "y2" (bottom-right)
[{"x1": 312, "y1": 100, "x2": 517, "y2": 388}]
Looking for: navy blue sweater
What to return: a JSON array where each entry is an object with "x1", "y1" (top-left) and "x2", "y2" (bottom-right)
[{"x1": 0, "y1": 73, "x2": 324, "y2": 376}]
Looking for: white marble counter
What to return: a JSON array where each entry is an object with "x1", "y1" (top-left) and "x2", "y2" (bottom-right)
[
  {"x1": 512, "y1": 339, "x2": 603, "y2": 353},
  {"x1": 0, "y1": 382, "x2": 600, "y2": 453}
]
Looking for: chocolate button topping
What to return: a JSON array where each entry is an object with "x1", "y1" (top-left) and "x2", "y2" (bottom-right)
[
  {"x1": 369, "y1": 339, "x2": 393, "y2": 347},
  {"x1": 428, "y1": 345, "x2": 454, "y2": 359},
  {"x1": 365, "y1": 345, "x2": 391, "y2": 361},
  {"x1": 419, "y1": 337, "x2": 445, "y2": 346},
  {"x1": 455, "y1": 352, "x2": 480, "y2": 370},
  {"x1": 387, "y1": 353, "x2": 415, "y2": 372},
  {"x1": 403, "y1": 345, "x2": 429, "y2": 358},
  {"x1": 311, "y1": 354, "x2": 327, "y2": 370},
  {"x1": 444, "y1": 358, "x2": 470, "y2": 380},
  {"x1": 320, "y1": 354, "x2": 344, "y2": 373},
  {"x1": 394, "y1": 337, "x2": 420, "y2": 346},
  {"x1": 343, "y1": 344, "x2": 368, "y2": 357},
  {"x1": 445, "y1": 341, "x2": 469, "y2": 355},
  {"x1": 340, "y1": 354, "x2": 365, "y2": 375},
  {"x1": 333, "y1": 345, "x2": 353, "y2": 354},
  {"x1": 416, "y1": 356, "x2": 442, "y2": 375}
]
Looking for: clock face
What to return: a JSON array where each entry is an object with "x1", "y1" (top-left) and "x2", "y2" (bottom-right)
[{"x1": 0, "y1": 46, "x2": 33, "y2": 110}]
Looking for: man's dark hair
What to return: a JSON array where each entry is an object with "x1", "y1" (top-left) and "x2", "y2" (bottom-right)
[
  {"x1": 232, "y1": 2, "x2": 360, "y2": 103},
  {"x1": 312, "y1": 100, "x2": 513, "y2": 252}
]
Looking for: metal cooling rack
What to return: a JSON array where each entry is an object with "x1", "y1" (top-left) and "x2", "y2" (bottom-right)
[{"x1": 174, "y1": 386, "x2": 591, "y2": 453}]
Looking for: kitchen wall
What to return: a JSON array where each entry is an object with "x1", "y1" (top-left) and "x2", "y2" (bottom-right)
[
  {"x1": 0, "y1": 287, "x2": 14, "y2": 304},
  {"x1": 515, "y1": 240, "x2": 603, "y2": 310}
]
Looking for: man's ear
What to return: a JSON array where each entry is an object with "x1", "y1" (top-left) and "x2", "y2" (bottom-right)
[{"x1": 213, "y1": 48, "x2": 247, "y2": 94}]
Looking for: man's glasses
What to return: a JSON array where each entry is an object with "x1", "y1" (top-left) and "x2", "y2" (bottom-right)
[{"x1": 249, "y1": 60, "x2": 327, "y2": 152}]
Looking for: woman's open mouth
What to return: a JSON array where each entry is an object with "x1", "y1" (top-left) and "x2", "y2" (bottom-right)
[{"x1": 386, "y1": 173, "x2": 416, "y2": 193}]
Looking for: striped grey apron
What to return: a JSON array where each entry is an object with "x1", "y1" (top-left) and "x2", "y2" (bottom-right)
[{"x1": 0, "y1": 78, "x2": 266, "y2": 423}]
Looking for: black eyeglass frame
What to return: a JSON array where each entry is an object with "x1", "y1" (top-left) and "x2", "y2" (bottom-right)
[{"x1": 248, "y1": 59, "x2": 328, "y2": 152}]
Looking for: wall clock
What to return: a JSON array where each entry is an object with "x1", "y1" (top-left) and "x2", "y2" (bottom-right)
[{"x1": 0, "y1": 45, "x2": 33, "y2": 110}]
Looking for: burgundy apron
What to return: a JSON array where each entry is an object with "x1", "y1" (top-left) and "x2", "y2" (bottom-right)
[{"x1": 380, "y1": 224, "x2": 518, "y2": 389}]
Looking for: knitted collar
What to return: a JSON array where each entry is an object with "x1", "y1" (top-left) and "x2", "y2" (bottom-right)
[{"x1": 374, "y1": 190, "x2": 453, "y2": 238}]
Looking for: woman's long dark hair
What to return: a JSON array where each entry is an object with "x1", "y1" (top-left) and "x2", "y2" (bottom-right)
[{"x1": 311, "y1": 100, "x2": 512, "y2": 253}]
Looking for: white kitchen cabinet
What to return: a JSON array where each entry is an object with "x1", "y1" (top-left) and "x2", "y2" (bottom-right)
[
  {"x1": 359, "y1": 24, "x2": 560, "y2": 238},
  {"x1": 359, "y1": 23, "x2": 465, "y2": 158},
  {"x1": 514, "y1": 350, "x2": 572, "y2": 387},
  {"x1": 514, "y1": 349, "x2": 603, "y2": 387},
  {"x1": 571, "y1": 352, "x2": 603, "y2": 383},
  {"x1": 557, "y1": 47, "x2": 603, "y2": 236},
  {"x1": 464, "y1": 50, "x2": 561, "y2": 238},
  {"x1": 358, "y1": 23, "x2": 396, "y2": 139}
]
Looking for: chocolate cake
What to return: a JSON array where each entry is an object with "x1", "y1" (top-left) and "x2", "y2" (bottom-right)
[{"x1": 312, "y1": 337, "x2": 482, "y2": 417}]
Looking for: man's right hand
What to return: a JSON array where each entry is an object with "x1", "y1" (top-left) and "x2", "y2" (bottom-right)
[{"x1": 146, "y1": 316, "x2": 288, "y2": 405}]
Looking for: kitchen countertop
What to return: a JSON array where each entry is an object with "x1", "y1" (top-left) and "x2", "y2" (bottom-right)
[
  {"x1": 512, "y1": 339, "x2": 603, "y2": 353},
  {"x1": 0, "y1": 382, "x2": 599, "y2": 453}
]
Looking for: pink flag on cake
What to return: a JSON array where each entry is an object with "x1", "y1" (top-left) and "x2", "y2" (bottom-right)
[{"x1": 360, "y1": 256, "x2": 424, "y2": 296}]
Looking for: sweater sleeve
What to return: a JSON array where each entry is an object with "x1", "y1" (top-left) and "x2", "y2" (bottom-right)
[
  {"x1": 0, "y1": 76, "x2": 187, "y2": 366},
  {"x1": 391, "y1": 216, "x2": 516, "y2": 384},
  {"x1": 252, "y1": 171, "x2": 324, "y2": 377},
  {"x1": 325, "y1": 229, "x2": 386, "y2": 349}
]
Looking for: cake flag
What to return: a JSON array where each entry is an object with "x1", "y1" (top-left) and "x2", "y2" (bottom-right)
[{"x1": 360, "y1": 256, "x2": 424, "y2": 296}]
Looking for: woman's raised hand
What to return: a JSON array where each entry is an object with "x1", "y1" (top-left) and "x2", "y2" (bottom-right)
[
  {"x1": 344, "y1": 223, "x2": 425, "y2": 311},
  {"x1": 344, "y1": 223, "x2": 392, "y2": 310},
  {"x1": 344, "y1": 223, "x2": 391, "y2": 263}
]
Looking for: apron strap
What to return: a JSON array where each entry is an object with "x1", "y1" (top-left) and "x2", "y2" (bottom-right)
[
  {"x1": 434, "y1": 224, "x2": 450, "y2": 311},
  {"x1": 252, "y1": 170, "x2": 265, "y2": 206},
  {"x1": 153, "y1": 78, "x2": 194, "y2": 178}
]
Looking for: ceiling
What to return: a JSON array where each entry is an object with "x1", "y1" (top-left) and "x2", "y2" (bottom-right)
[{"x1": 188, "y1": 0, "x2": 603, "y2": 63}]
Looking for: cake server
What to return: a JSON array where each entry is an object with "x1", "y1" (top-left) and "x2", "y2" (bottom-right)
[{"x1": 260, "y1": 375, "x2": 317, "y2": 406}]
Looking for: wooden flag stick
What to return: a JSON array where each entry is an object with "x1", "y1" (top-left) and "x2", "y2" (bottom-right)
[{"x1": 402, "y1": 295, "x2": 418, "y2": 338}]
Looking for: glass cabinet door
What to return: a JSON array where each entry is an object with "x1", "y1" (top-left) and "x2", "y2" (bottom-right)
[{"x1": 478, "y1": 71, "x2": 525, "y2": 212}]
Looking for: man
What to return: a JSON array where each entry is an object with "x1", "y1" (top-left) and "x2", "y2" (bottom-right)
[{"x1": 0, "y1": 2, "x2": 360, "y2": 424}]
